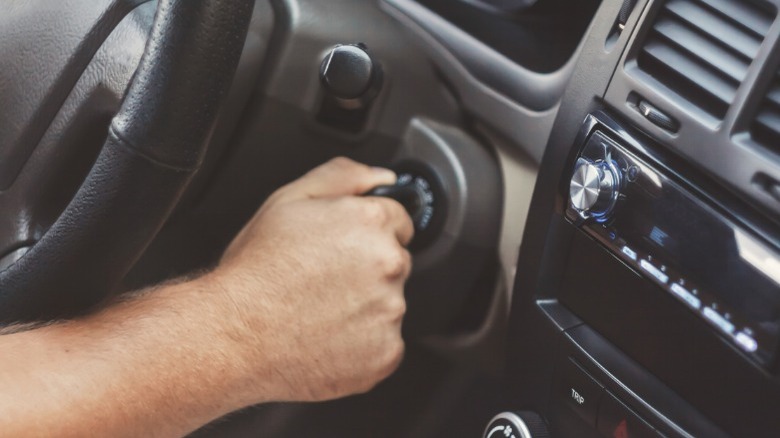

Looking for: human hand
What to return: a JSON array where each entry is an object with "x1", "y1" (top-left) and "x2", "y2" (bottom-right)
[{"x1": 213, "y1": 157, "x2": 414, "y2": 403}]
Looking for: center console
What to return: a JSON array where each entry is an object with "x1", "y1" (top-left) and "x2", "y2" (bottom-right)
[
  {"x1": 567, "y1": 114, "x2": 780, "y2": 368},
  {"x1": 500, "y1": 111, "x2": 780, "y2": 436},
  {"x1": 498, "y1": 0, "x2": 780, "y2": 436}
]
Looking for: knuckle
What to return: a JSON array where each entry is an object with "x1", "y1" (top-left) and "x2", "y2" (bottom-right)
[
  {"x1": 387, "y1": 294, "x2": 407, "y2": 317},
  {"x1": 360, "y1": 199, "x2": 388, "y2": 225},
  {"x1": 400, "y1": 249, "x2": 412, "y2": 276},
  {"x1": 383, "y1": 247, "x2": 412, "y2": 278},
  {"x1": 327, "y1": 156, "x2": 358, "y2": 171},
  {"x1": 382, "y1": 199, "x2": 407, "y2": 224},
  {"x1": 381, "y1": 248, "x2": 409, "y2": 278},
  {"x1": 383, "y1": 338, "x2": 405, "y2": 372}
]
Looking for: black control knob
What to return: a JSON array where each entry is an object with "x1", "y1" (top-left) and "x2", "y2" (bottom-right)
[
  {"x1": 365, "y1": 168, "x2": 443, "y2": 250},
  {"x1": 569, "y1": 158, "x2": 620, "y2": 219},
  {"x1": 484, "y1": 412, "x2": 549, "y2": 438},
  {"x1": 319, "y1": 44, "x2": 383, "y2": 108},
  {"x1": 366, "y1": 172, "x2": 436, "y2": 233}
]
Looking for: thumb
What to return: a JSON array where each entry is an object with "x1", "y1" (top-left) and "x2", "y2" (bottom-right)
[{"x1": 284, "y1": 157, "x2": 397, "y2": 200}]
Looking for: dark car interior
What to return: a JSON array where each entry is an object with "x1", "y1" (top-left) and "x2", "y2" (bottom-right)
[{"x1": 2, "y1": 0, "x2": 780, "y2": 436}]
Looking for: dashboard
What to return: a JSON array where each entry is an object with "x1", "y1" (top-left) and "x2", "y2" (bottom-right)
[
  {"x1": 491, "y1": 0, "x2": 780, "y2": 436},
  {"x1": 380, "y1": 0, "x2": 778, "y2": 435},
  {"x1": 80, "y1": 0, "x2": 777, "y2": 436}
]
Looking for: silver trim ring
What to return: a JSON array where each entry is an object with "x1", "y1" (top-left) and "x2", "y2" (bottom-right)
[{"x1": 483, "y1": 412, "x2": 533, "y2": 438}]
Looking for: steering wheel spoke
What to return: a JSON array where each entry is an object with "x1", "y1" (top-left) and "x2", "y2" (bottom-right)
[
  {"x1": 0, "y1": 0, "x2": 255, "y2": 324},
  {"x1": 0, "y1": 3, "x2": 154, "y2": 262}
]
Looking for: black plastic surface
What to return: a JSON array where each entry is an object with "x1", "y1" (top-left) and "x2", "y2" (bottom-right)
[
  {"x1": 319, "y1": 45, "x2": 377, "y2": 100},
  {"x1": 638, "y1": 99, "x2": 679, "y2": 131},
  {"x1": 567, "y1": 126, "x2": 780, "y2": 366},
  {"x1": 565, "y1": 321, "x2": 727, "y2": 437},
  {"x1": 365, "y1": 162, "x2": 446, "y2": 250},
  {"x1": 510, "y1": 106, "x2": 780, "y2": 436},
  {"x1": 559, "y1": 230, "x2": 780, "y2": 436},
  {"x1": 597, "y1": 392, "x2": 657, "y2": 438},
  {"x1": 554, "y1": 358, "x2": 603, "y2": 427},
  {"x1": 506, "y1": 0, "x2": 780, "y2": 435}
]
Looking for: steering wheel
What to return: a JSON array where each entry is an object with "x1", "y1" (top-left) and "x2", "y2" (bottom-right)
[{"x1": 0, "y1": 0, "x2": 254, "y2": 324}]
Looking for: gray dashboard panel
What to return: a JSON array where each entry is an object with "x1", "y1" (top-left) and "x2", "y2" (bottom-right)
[
  {"x1": 604, "y1": 0, "x2": 780, "y2": 219},
  {"x1": 259, "y1": 0, "x2": 462, "y2": 139},
  {"x1": 382, "y1": 0, "x2": 574, "y2": 111},
  {"x1": 380, "y1": 0, "x2": 569, "y2": 163}
]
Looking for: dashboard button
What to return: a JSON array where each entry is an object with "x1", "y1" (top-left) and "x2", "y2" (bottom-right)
[
  {"x1": 670, "y1": 283, "x2": 701, "y2": 309},
  {"x1": 597, "y1": 392, "x2": 658, "y2": 438},
  {"x1": 569, "y1": 158, "x2": 620, "y2": 219},
  {"x1": 621, "y1": 246, "x2": 638, "y2": 261},
  {"x1": 702, "y1": 307, "x2": 735, "y2": 334},
  {"x1": 735, "y1": 331, "x2": 759, "y2": 353},
  {"x1": 639, "y1": 259, "x2": 669, "y2": 284},
  {"x1": 556, "y1": 358, "x2": 604, "y2": 426}
]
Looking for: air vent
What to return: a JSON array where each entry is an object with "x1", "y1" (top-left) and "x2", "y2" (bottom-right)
[
  {"x1": 751, "y1": 71, "x2": 780, "y2": 155},
  {"x1": 637, "y1": 0, "x2": 775, "y2": 118}
]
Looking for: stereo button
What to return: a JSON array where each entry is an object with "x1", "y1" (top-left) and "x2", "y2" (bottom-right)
[
  {"x1": 556, "y1": 358, "x2": 603, "y2": 427},
  {"x1": 621, "y1": 246, "x2": 638, "y2": 261},
  {"x1": 735, "y1": 332, "x2": 759, "y2": 353},
  {"x1": 670, "y1": 283, "x2": 701, "y2": 309},
  {"x1": 703, "y1": 307, "x2": 735, "y2": 334},
  {"x1": 639, "y1": 259, "x2": 669, "y2": 284}
]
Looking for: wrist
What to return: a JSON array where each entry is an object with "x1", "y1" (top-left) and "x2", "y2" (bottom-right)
[{"x1": 196, "y1": 268, "x2": 285, "y2": 407}]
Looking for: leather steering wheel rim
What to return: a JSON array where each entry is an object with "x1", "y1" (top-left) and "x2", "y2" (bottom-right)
[{"x1": 0, "y1": 0, "x2": 255, "y2": 325}]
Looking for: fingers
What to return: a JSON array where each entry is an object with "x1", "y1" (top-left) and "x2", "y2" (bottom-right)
[
  {"x1": 284, "y1": 157, "x2": 397, "y2": 201},
  {"x1": 359, "y1": 196, "x2": 415, "y2": 248},
  {"x1": 391, "y1": 204, "x2": 415, "y2": 249},
  {"x1": 268, "y1": 158, "x2": 414, "y2": 248}
]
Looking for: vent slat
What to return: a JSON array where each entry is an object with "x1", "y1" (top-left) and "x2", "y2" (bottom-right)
[
  {"x1": 752, "y1": 107, "x2": 780, "y2": 152},
  {"x1": 643, "y1": 41, "x2": 736, "y2": 105},
  {"x1": 695, "y1": 0, "x2": 774, "y2": 37},
  {"x1": 751, "y1": 84, "x2": 780, "y2": 154},
  {"x1": 764, "y1": 86, "x2": 780, "y2": 110},
  {"x1": 637, "y1": 0, "x2": 775, "y2": 120},
  {"x1": 665, "y1": 0, "x2": 763, "y2": 60},
  {"x1": 755, "y1": 108, "x2": 780, "y2": 132},
  {"x1": 654, "y1": 18, "x2": 750, "y2": 82}
]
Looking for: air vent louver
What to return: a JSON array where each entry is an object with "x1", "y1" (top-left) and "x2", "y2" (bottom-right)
[
  {"x1": 638, "y1": 0, "x2": 775, "y2": 118},
  {"x1": 751, "y1": 71, "x2": 780, "y2": 155}
]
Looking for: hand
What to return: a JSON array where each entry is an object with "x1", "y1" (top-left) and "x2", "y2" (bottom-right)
[{"x1": 213, "y1": 157, "x2": 414, "y2": 403}]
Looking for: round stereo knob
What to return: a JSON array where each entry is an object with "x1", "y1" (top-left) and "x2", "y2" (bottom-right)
[
  {"x1": 569, "y1": 158, "x2": 619, "y2": 217},
  {"x1": 484, "y1": 412, "x2": 549, "y2": 438}
]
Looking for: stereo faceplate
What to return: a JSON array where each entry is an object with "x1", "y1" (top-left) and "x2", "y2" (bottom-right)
[{"x1": 566, "y1": 122, "x2": 780, "y2": 367}]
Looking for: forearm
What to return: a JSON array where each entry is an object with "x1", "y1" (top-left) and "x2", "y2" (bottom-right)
[
  {"x1": 0, "y1": 158, "x2": 410, "y2": 437},
  {"x1": 0, "y1": 274, "x2": 264, "y2": 438}
]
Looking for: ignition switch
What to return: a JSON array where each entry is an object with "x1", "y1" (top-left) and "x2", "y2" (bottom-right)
[
  {"x1": 363, "y1": 118, "x2": 502, "y2": 336},
  {"x1": 365, "y1": 163, "x2": 445, "y2": 250}
]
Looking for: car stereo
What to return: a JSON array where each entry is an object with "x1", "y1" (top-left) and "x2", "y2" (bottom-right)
[{"x1": 565, "y1": 114, "x2": 780, "y2": 367}]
